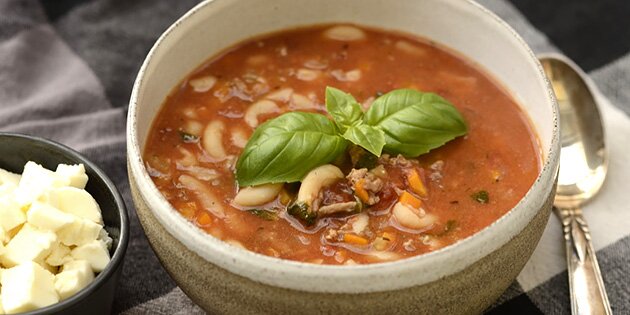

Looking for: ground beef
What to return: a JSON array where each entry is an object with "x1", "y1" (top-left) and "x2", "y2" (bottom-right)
[{"x1": 346, "y1": 168, "x2": 384, "y2": 205}]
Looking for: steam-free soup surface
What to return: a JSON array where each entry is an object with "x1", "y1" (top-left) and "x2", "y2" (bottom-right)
[{"x1": 144, "y1": 24, "x2": 540, "y2": 265}]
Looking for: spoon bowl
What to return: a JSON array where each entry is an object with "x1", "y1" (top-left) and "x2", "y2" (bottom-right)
[
  {"x1": 540, "y1": 53, "x2": 612, "y2": 315},
  {"x1": 541, "y1": 55, "x2": 608, "y2": 209}
]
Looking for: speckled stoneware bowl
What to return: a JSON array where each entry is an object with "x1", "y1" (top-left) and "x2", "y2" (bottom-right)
[
  {"x1": 0, "y1": 133, "x2": 129, "y2": 315},
  {"x1": 127, "y1": 0, "x2": 560, "y2": 313}
]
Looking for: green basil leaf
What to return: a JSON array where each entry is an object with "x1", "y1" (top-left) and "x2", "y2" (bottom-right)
[
  {"x1": 236, "y1": 112, "x2": 347, "y2": 186},
  {"x1": 342, "y1": 124, "x2": 385, "y2": 156},
  {"x1": 325, "y1": 86, "x2": 364, "y2": 132},
  {"x1": 365, "y1": 89, "x2": 467, "y2": 156}
]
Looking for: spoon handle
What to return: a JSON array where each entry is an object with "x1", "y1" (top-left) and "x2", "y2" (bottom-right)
[{"x1": 555, "y1": 207, "x2": 613, "y2": 315}]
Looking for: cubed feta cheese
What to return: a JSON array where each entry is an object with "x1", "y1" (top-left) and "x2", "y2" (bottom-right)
[
  {"x1": 0, "y1": 182, "x2": 17, "y2": 197},
  {"x1": 98, "y1": 228, "x2": 113, "y2": 250},
  {"x1": 0, "y1": 224, "x2": 57, "y2": 268},
  {"x1": 71, "y1": 240, "x2": 110, "y2": 273},
  {"x1": 56, "y1": 218, "x2": 101, "y2": 247},
  {"x1": 54, "y1": 260, "x2": 94, "y2": 300},
  {"x1": 0, "y1": 195, "x2": 25, "y2": 232},
  {"x1": 0, "y1": 168, "x2": 21, "y2": 186},
  {"x1": 0, "y1": 261, "x2": 59, "y2": 313},
  {"x1": 55, "y1": 164, "x2": 88, "y2": 189},
  {"x1": 45, "y1": 243, "x2": 72, "y2": 267},
  {"x1": 14, "y1": 162, "x2": 69, "y2": 206},
  {"x1": 47, "y1": 187, "x2": 103, "y2": 224},
  {"x1": 27, "y1": 201, "x2": 76, "y2": 232}
]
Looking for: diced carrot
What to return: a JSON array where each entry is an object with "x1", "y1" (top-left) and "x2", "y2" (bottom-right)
[
  {"x1": 354, "y1": 179, "x2": 370, "y2": 203},
  {"x1": 399, "y1": 191, "x2": 422, "y2": 209},
  {"x1": 343, "y1": 233, "x2": 369, "y2": 245},
  {"x1": 407, "y1": 169, "x2": 427, "y2": 197},
  {"x1": 196, "y1": 212, "x2": 212, "y2": 226}
]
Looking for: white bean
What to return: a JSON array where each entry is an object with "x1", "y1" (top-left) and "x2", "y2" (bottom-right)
[
  {"x1": 266, "y1": 88, "x2": 293, "y2": 102},
  {"x1": 296, "y1": 69, "x2": 321, "y2": 81},
  {"x1": 297, "y1": 164, "x2": 344, "y2": 206},
  {"x1": 324, "y1": 25, "x2": 366, "y2": 41},
  {"x1": 395, "y1": 40, "x2": 427, "y2": 56},
  {"x1": 392, "y1": 202, "x2": 436, "y2": 230},
  {"x1": 230, "y1": 127, "x2": 249, "y2": 148},
  {"x1": 202, "y1": 120, "x2": 227, "y2": 159},
  {"x1": 233, "y1": 183, "x2": 283, "y2": 207},
  {"x1": 367, "y1": 250, "x2": 401, "y2": 262},
  {"x1": 178, "y1": 174, "x2": 225, "y2": 218},
  {"x1": 290, "y1": 93, "x2": 316, "y2": 110},
  {"x1": 345, "y1": 69, "x2": 362, "y2": 82},
  {"x1": 304, "y1": 59, "x2": 328, "y2": 70},
  {"x1": 177, "y1": 148, "x2": 197, "y2": 167},
  {"x1": 331, "y1": 69, "x2": 362, "y2": 82},
  {"x1": 189, "y1": 75, "x2": 217, "y2": 93},
  {"x1": 244, "y1": 99, "x2": 279, "y2": 128},
  {"x1": 183, "y1": 120, "x2": 203, "y2": 137}
]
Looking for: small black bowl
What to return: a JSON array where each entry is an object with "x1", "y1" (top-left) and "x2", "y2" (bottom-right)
[{"x1": 0, "y1": 133, "x2": 129, "y2": 315}]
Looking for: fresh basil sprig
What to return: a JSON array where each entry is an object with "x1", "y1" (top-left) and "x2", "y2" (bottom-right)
[
  {"x1": 325, "y1": 87, "x2": 363, "y2": 132},
  {"x1": 366, "y1": 89, "x2": 468, "y2": 156},
  {"x1": 341, "y1": 124, "x2": 385, "y2": 156},
  {"x1": 236, "y1": 112, "x2": 347, "y2": 186},
  {"x1": 326, "y1": 87, "x2": 385, "y2": 156},
  {"x1": 235, "y1": 87, "x2": 467, "y2": 187}
]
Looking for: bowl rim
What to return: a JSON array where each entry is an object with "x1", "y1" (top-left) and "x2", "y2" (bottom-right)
[
  {"x1": 127, "y1": 0, "x2": 559, "y2": 293},
  {"x1": 0, "y1": 132, "x2": 130, "y2": 315}
]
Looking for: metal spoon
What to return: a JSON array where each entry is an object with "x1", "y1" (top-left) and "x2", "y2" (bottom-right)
[{"x1": 540, "y1": 54, "x2": 612, "y2": 315}]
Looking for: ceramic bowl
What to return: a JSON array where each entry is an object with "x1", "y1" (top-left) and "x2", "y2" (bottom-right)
[
  {"x1": 0, "y1": 133, "x2": 129, "y2": 315},
  {"x1": 127, "y1": 0, "x2": 559, "y2": 313}
]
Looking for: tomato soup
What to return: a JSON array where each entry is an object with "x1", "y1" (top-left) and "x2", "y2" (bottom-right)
[{"x1": 143, "y1": 24, "x2": 540, "y2": 265}]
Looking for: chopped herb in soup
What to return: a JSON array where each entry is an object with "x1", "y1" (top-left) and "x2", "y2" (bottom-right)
[{"x1": 143, "y1": 24, "x2": 541, "y2": 264}]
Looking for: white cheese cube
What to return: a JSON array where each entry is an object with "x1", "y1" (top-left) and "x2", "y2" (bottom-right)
[
  {"x1": 0, "y1": 224, "x2": 57, "y2": 268},
  {"x1": 55, "y1": 164, "x2": 89, "y2": 189},
  {"x1": 56, "y1": 218, "x2": 101, "y2": 247},
  {"x1": 71, "y1": 240, "x2": 110, "y2": 273},
  {"x1": 14, "y1": 162, "x2": 69, "y2": 207},
  {"x1": 0, "y1": 182, "x2": 17, "y2": 198},
  {"x1": 0, "y1": 261, "x2": 59, "y2": 313},
  {"x1": 0, "y1": 168, "x2": 21, "y2": 186},
  {"x1": 45, "y1": 243, "x2": 72, "y2": 267},
  {"x1": 27, "y1": 201, "x2": 76, "y2": 232},
  {"x1": 98, "y1": 228, "x2": 113, "y2": 250},
  {"x1": 47, "y1": 187, "x2": 103, "y2": 224},
  {"x1": 0, "y1": 195, "x2": 25, "y2": 232},
  {"x1": 54, "y1": 260, "x2": 94, "y2": 300}
]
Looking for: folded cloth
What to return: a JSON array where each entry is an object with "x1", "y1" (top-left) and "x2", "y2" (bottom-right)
[{"x1": 0, "y1": 0, "x2": 628, "y2": 314}]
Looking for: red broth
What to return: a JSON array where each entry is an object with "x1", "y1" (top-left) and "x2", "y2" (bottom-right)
[{"x1": 143, "y1": 24, "x2": 540, "y2": 265}]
